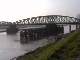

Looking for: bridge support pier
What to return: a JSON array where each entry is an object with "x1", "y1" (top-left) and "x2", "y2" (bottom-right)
[
  {"x1": 76, "y1": 24, "x2": 80, "y2": 31},
  {"x1": 69, "y1": 25, "x2": 71, "y2": 33}
]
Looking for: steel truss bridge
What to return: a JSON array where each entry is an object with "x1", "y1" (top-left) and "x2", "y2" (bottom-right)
[
  {"x1": 18, "y1": 15, "x2": 80, "y2": 43},
  {"x1": 0, "y1": 15, "x2": 80, "y2": 29},
  {"x1": 17, "y1": 15, "x2": 80, "y2": 25},
  {"x1": 0, "y1": 15, "x2": 79, "y2": 42}
]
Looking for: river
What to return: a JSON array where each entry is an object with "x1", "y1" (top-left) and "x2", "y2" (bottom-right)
[
  {"x1": 0, "y1": 32, "x2": 51, "y2": 60},
  {"x1": 0, "y1": 25, "x2": 76, "y2": 60}
]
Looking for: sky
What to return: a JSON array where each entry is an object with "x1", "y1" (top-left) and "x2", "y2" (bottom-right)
[{"x1": 0, "y1": 0, "x2": 80, "y2": 22}]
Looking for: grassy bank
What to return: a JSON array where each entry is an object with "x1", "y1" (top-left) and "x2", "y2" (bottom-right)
[{"x1": 16, "y1": 31, "x2": 80, "y2": 60}]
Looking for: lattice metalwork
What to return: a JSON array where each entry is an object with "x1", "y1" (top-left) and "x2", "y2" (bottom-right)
[{"x1": 17, "y1": 15, "x2": 80, "y2": 24}]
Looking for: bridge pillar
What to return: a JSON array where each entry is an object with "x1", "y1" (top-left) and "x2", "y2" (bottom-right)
[
  {"x1": 32, "y1": 32, "x2": 35, "y2": 40},
  {"x1": 76, "y1": 24, "x2": 79, "y2": 31},
  {"x1": 76, "y1": 24, "x2": 77, "y2": 29},
  {"x1": 69, "y1": 24, "x2": 71, "y2": 33},
  {"x1": 20, "y1": 30, "x2": 27, "y2": 43},
  {"x1": 61, "y1": 25, "x2": 64, "y2": 34}
]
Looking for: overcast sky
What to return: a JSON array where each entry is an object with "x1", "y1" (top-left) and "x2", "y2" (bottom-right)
[{"x1": 0, "y1": 0, "x2": 80, "y2": 22}]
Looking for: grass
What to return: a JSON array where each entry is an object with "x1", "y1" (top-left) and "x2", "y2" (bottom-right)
[
  {"x1": 16, "y1": 31, "x2": 80, "y2": 60},
  {"x1": 49, "y1": 32, "x2": 80, "y2": 60}
]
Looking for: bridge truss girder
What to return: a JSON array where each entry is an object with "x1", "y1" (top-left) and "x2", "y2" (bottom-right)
[{"x1": 19, "y1": 15, "x2": 80, "y2": 24}]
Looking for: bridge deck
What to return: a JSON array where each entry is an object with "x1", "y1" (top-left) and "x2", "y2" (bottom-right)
[{"x1": 19, "y1": 26, "x2": 46, "y2": 30}]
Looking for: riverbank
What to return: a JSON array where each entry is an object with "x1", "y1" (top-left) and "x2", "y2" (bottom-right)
[{"x1": 14, "y1": 31, "x2": 80, "y2": 60}]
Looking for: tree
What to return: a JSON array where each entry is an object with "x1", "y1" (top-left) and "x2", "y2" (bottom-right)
[
  {"x1": 76, "y1": 14, "x2": 80, "y2": 19},
  {"x1": 46, "y1": 23, "x2": 58, "y2": 36}
]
